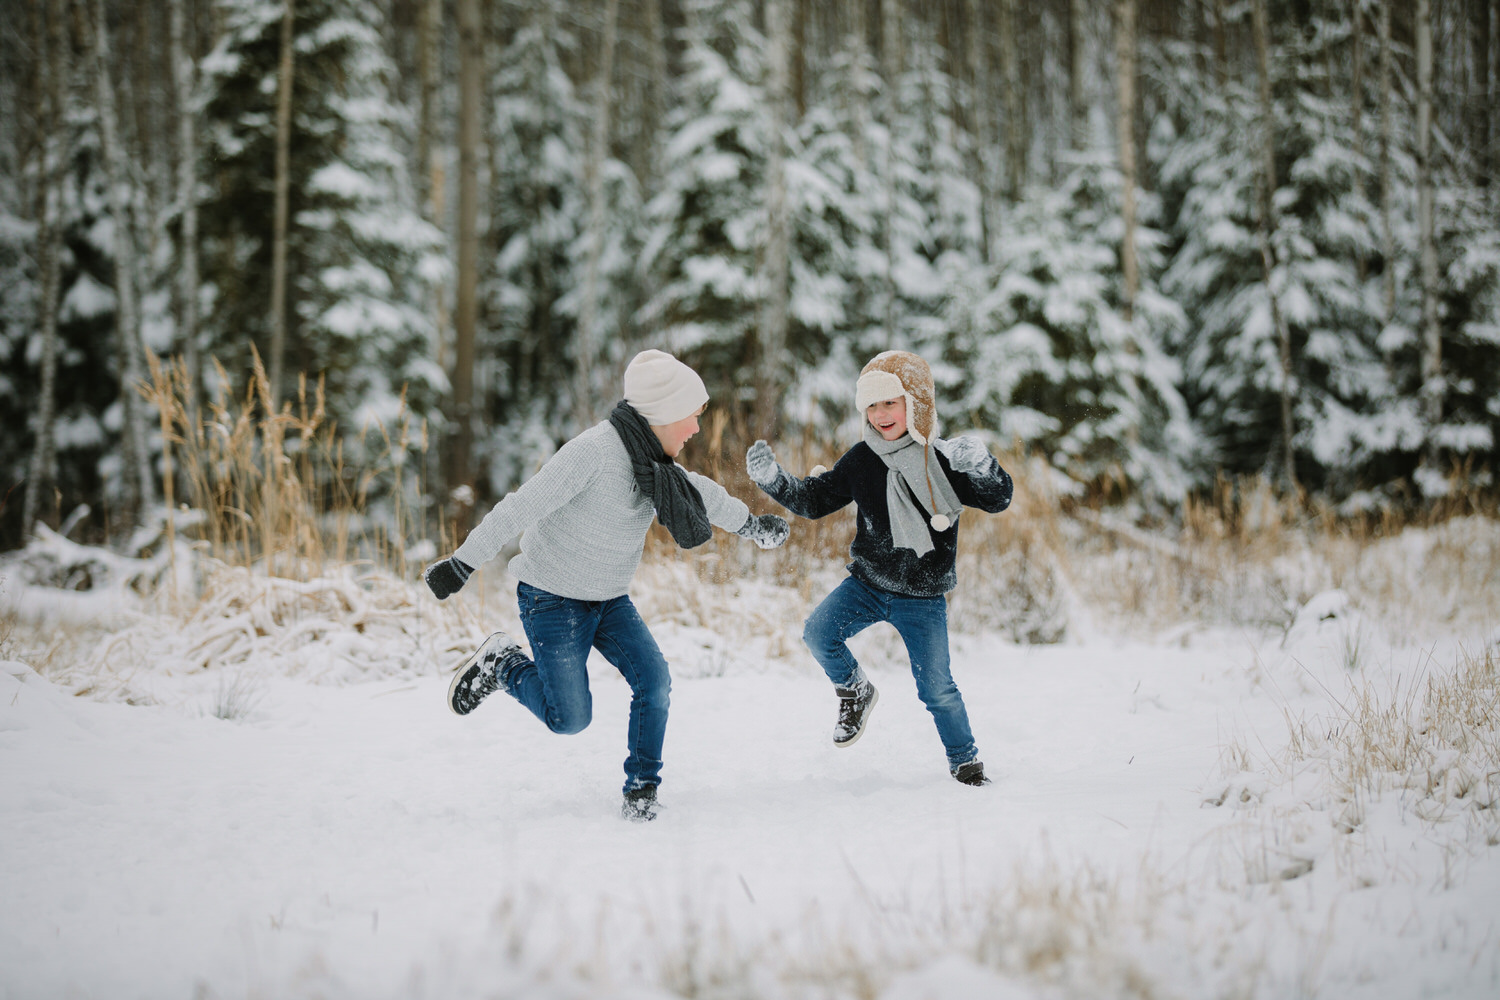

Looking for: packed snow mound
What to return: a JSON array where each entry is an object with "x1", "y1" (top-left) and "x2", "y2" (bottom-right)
[
  {"x1": 0, "y1": 523, "x2": 189, "y2": 627},
  {"x1": 88, "y1": 559, "x2": 481, "y2": 687},
  {"x1": 1293, "y1": 589, "x2": 1350, "y2": 626},
  {"x1": 0, "y1": 660, "x2": 79, "y2": 735}
]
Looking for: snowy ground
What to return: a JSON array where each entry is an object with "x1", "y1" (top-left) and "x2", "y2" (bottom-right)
[{"x1": 2, "y1": 540, "x2": 1498, "y2": 999}]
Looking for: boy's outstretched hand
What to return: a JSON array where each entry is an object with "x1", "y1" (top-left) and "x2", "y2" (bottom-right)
[
  {"x1": 424, "y1": 556, "x2": 473, "y2": 599},
  {"x1": 935, "y1": 436, "x2": 994, "y2": 475},
  {"x1": 746, "y1": 440, "x2": 784, "y2": 487},
  {"x1": 737, "y1": 513, "x2": 790, "y2": 549}
]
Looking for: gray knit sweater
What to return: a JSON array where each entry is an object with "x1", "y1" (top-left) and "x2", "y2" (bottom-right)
[{"x1": 453, "y1": 421, "x2": 750, "y2": 600}]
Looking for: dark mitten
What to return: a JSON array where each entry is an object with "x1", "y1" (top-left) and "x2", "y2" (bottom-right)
[
  {"x1": 424, "y1": 556, "x2": 473, "y2": 600},
  {"x1": 737, "y1": 513, "x2": 790, "y2": 550}
]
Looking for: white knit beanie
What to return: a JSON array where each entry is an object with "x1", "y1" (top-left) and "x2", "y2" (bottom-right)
[{"x1": 623, "y1": 349, "x2": 709, "y2": 425}]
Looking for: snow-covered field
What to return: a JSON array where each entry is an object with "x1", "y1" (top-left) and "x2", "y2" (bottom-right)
[{"x1": 2, "y1": 522, "x2": 1498, "y2": 999}]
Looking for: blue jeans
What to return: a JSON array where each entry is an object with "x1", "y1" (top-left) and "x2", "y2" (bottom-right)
[
  {"x1": 802, "y1": 576, "x2": 978, "y2": 769},
  {"x1": 500, "y1": 582, "x2": 671, "y2": 793}
]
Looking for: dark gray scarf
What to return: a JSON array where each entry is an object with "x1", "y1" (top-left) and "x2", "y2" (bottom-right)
[{"x1": 609, "y1": 400, "x2": 712, "y2": 549}]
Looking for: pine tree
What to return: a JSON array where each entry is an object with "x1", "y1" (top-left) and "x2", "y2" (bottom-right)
[
  {"x1": 1154, "y1": 23, "x2": 1397, "y2": 498},
  {"x1": 953, "y1": 156, "x2": 1194, "y2": 501},
  {"x1": 771, "y1": 42, "x2": 876, "y2": 434},
  {"x1": 200, "y1": 0, "x2": 445, "y2": 448},
  {"x1": 478, "y1": 7, "x2": 584, "y2": 488},
  {"x1": 637, "y1": 0, "x2": 768, "y2": 406},
  {"x1": 792, "y1": 31, "x2": 983, "y2": 441},
  {"x1": 1419, "y1": 182, "x2": 1500, "y2": 492}
]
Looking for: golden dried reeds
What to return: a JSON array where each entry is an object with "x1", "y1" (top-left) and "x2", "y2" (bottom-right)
[{"x1": 141, "y1": 349, "x2": 435, "y2": 584}]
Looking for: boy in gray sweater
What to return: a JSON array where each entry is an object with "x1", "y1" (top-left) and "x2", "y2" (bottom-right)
[{"x1": 423, "y1": 350, "x2": 787, "y2": 820}]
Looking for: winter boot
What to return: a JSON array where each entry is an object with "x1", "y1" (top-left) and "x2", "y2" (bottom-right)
[
  {"x1": 951, "y1": 760, "x2": 989, "y2": 786},
  {"x1": 447, "y1": 631, "x2": 523, "y2": 716},
  {"x1": 832, "y1": 676, "x2": 879, "y2": 747},
  {"x1": 621, "y1": 784, "x2": 660, "y2": 822}
]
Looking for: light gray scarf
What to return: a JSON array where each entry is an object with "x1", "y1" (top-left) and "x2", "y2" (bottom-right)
[{"x1": 863, "y1": 426, "x2": 962, "y2": 557}]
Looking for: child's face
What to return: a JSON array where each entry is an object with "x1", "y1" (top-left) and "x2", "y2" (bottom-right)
[
  {"x1": 652, "y1": 405, "x2": 706, "y2": 458},
  {"x1": 866, "y1": 397, "x2": 908, "y2": 441}
]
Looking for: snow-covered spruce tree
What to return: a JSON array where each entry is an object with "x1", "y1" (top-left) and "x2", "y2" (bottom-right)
[
  {"x1": 18, "y1": 111, "x2": 140, "y2": 537},
  {"x1": 950, "y1": 155, "x2": 1194, "y2": 503},
  {"x1": 637, "y1": 0, "x2": 769, "y2": 410},
  {"x1": 878, "y1": 31, "x2": 990, "y2": 437},
  {"x1": 868, "y1": 34, "x2": 968, "y2": 369},
  {"x1": 1418, "y1": 182, "x2": 1500, "y2": 492},
  {"x1": 773, "y1": 42, "x2": 877, "y2": 436},
  {"x1": 787, "y1": 31, "x2": 982, "y2": 444},
  {"x1": 477, "y1": 7, "x2": 641, "y2": 492},
  {"x1": 0, "y1": 189, "x2": 38, "y2": 538},
  {"x1": 1152, "y1": 27, "x2": 1397, "y2": 499},
  {"x1": 199, "y1": 0, "x2": 445, "y2": 449}
]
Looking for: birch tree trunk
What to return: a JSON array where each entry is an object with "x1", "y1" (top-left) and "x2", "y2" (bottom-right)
[
  {"x1": 1212, "y1": 0, "x2": 1227, "y2": 90},
  {"x1": 1352, "y1": 0, "x2": 1366, "y2": 281},
  {"x1": 792, "y1": 0, "x2": 807, "y2": 122},
  {"x1": 967, "y1": 0, "x2": 994, "y2": 263},
  {"x1": 1116, "y1": 0, "x2": 1138, "y2": 323},
  {"x1": 168, "y1": 0, "x2": 200, "y2": 406},
  {"x1": 1492, "y1": 0, "x2": 1499, "y2": 208},
  {"x1": 1380, "y1": 0, "x2": 1395, "y2": 331},
  {"x1": 758, "y1": 0, "x2": 792, "y2": 437},
  {"x1": 449, "y1": 0, "x2": 481, "y2": 495},
  {"x1": 1472, "y1": 0, "x2": 1491, "y2": 194},
  {"x1": 643, "y1": 0, "x2": 668, "y2": 187},
  {"x1": 880, "y1": 0, "x2": 903, "y2": 82},
  {"x1": 1000, "y1": 0, "x2": 1024, "y2": 199},
  {"x1": 1416, "y1": 0, "x2": 1442, "y2": 465},
  {"x1": 575, "y1": 0, "x2": 619, "y2": 430},
  {"x1": 880, "y1": 0, "x2": 902, "y2": 344},
  {"x1": 85, "y1": 0, "x2": 156, "y2": 527},
  {"x1": 1252, "y1": 0, "x2": 1298, "y2": 492},
  {"x1": 416, "y1": 0, "x2": 440, "y2": 221},
  {"x1": 23, "y1": 0, "x2": 69, "y2": 536},
  {"x1": 269, "y1": 0, "x2": 294, "y2": 412},
  {"x1": 848, "y1": 0, "x2": 869, "y2": 169},
  {"x1": 1069, "y1": 0, "x2": 1088, "y2": 150}
]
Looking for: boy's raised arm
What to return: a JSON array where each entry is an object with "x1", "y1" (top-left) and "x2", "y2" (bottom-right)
[
  {"x1": 934, "y1": 436, "x2": 1013, "y2": 514},
  {"x1": 746, "y1": 440, "x2": 853, "y2": 520},
  {"x1": 682, "y1": 469, "x2": 790, "y2": 549}
]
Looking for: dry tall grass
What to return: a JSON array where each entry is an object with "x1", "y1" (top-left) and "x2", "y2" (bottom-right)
[
  {"x1": 8, "y1": 365, "x2": 1496, "y2": 677},
  {"x1": 650, "y1": 425, "x2": 1499, "y2": 643},
  {"x1": 1276, "y1": 646, "x2": 1500, "y2": 837},
  {"x1": 141, "y1": 349, "x2": 438, "y2": 585}
]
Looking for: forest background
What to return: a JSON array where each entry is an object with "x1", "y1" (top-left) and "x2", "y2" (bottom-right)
[{"x1": 1, "y1": 0, "x2": 1498, "y2": 555}]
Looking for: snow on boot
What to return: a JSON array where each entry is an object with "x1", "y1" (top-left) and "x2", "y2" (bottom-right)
[
  {"x1": 951, "y1": 760, "x2": 989, "y2": 786},
  {"x1": 832, "y1": 677, "x2": 879, "y2": 747},
  {"x1": 621, "y1": 784, "x2": 660, "y2": 822},
  {"x1": 447, "y1": 631, "x2": 522, "y2": 716}
]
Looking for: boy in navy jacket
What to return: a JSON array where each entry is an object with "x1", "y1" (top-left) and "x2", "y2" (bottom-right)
[{"x1": 746, "y1": 351, "x2": 1012, "y2": 784}]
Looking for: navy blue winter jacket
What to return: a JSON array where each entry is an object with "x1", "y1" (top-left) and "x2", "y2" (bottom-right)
[{"x1": 757, "y1": 441, "x2": 1013, "y2": 598}]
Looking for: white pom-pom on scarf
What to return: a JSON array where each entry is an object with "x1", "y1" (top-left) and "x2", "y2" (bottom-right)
[{"x1": 930, "y1": 514, "x2": 951, "y2": 531}]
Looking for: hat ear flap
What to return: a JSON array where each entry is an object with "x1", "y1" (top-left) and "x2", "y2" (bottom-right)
[{"x1": 905, "y1": 391, "x2": 930, "y2": 444}]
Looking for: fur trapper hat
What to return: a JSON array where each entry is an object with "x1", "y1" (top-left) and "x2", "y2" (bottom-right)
[{"x1": 855, "y1": 350, "x2": 937, "y2": 445}]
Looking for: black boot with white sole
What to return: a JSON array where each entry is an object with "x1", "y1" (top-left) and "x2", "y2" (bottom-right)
[
  {"x1": 832, "y1": 676, "x2": 879, "y2": 747},
  {"x1": 447, "y1": 631, "x2": 525, "y2": 716}
]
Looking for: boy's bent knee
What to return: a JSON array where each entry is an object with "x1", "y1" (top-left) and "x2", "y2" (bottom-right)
[
  {"x1": 548, "y1": 704, "x2": 593, "y2": 735},
  {"x1": 636, "y1": 675, "x2": 670, "y2": 710},
  {"x1": 802, "y1": 617, "x2": 828, "y2": 652}
]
